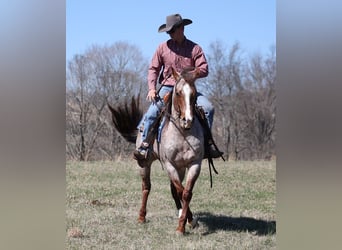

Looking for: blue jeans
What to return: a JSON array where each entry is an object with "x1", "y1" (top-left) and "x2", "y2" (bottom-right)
[{"x1": 138, "y1": 85, "x2": 215, "y2": 144}]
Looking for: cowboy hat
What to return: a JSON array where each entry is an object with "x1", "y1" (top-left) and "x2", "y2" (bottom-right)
[{"x1": 158, "y1": 14, "x2": 192, "y2": 33}]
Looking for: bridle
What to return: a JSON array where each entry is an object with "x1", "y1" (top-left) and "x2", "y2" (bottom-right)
[{"x1": 172, "y1": 76, "x2": 197, "y2": 124}]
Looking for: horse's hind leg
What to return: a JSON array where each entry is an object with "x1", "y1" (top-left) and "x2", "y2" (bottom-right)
[{"x1": 138, "y1": 163, "x2": 151, "y2": 223}]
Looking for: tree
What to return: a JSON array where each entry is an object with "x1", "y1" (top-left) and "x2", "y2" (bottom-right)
[
  {"x1": 242, "y1": 48, "x2": 276, "y2": 159},
  {"x1": 204, "y1": 42, "x2": 276, "y2": 160},
  {"x1": 66, "y1": 42, "x2": 148, "y2": 160},
  {"x1": 202, "y1": 41, "x2": 244, "y2": 160}
]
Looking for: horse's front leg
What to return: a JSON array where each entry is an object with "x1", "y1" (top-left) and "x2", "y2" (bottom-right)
[
  {"x1": 171, "y1": 181, "x2": 196, "y2": 226},
  {"x1": 170, "y1": 181, "x2": 182, "y2": 214},
  {"x1": 177, "y1": 164, "x2": 201, "y2": 234},
  {"x1": 138, "y1": 163, "x2": 151, "y2": 223}
]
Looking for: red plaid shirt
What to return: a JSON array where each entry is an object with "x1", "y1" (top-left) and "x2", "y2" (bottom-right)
[{"x1": 147, "y1": 37, "x2": 208, "y2": 91}]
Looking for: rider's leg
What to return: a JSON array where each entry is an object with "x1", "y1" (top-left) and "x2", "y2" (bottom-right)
[
  {"x1": 134, "y1": 86, "x2": 173, "y2": 160},
  {"x1": 196, "y1": 93, "x2": 223, "y2": 159},
  {"x1": 196, "y1": 93, "x2": 214, "y2": 129}
]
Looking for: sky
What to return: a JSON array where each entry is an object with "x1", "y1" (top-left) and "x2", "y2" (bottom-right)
[{"x1": 66, "y1": 1, "x2": 275, "y2": 62}]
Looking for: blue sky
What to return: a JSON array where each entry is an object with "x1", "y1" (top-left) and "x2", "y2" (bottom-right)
[{"x1": 66, "y1": 1, "x2": 275, "y2": 62}]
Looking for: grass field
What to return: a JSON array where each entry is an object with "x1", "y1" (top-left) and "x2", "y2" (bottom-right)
[{"x1": 66, "y1": 160, "x2": 276, "y2": 249}]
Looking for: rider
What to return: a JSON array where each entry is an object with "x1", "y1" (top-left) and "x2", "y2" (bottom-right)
[{"x1": 134, "y1": 13, "x2": 223, "y2": 160}]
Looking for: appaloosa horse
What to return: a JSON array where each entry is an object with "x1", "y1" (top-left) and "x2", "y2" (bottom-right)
[{"x1": 108, "y1": 68, "x2": 204, "y2": 234}]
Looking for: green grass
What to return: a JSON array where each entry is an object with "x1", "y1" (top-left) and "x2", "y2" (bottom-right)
[{"x1": 66, "y1": 160, "x2": 276, "y2": 249}]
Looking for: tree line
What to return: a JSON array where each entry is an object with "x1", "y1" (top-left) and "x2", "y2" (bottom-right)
[{"x1": 66, "y1": 41, "x2": 276, "y2": 161}]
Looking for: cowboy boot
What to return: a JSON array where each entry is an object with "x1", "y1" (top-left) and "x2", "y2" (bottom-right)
[
  {"x1": 133, "y1": 111, "x2": 162, "y2": 161},
  {"x1": 195, "y1": 106, "x2": 223, "y2": 159},
  {"x1": 133, "y1": 141, "x2": 150, "y2": 160}
]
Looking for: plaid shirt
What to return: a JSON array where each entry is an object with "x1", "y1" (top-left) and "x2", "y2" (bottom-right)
[{"x1": 147, "y1": 37, "x2": 209, "y2": 91}]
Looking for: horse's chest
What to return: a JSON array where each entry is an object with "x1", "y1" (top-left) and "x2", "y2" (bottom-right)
[
  {"x1": 162, "y1": 135, "x2": 202, "y2": 160},
  {"x1": 167, "y1": 138, "x2": 194, "y2": 151}
]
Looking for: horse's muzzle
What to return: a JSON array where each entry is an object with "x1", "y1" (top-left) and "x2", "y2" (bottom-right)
[{"x1": 181, "y1": 117, "x2": 193, "y2": 130}]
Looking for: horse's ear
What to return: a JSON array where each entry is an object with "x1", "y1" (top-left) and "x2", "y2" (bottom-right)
[{"x1": 171, "y1": 67, "x2": 180, "y2": 81}]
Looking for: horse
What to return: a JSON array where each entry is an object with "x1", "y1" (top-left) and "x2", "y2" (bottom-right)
[{"x1": 108, "y1": 67, "x2": 204, "y2": 234}]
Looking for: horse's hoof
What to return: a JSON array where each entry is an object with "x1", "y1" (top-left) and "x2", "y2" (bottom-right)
[
  {"x1": 188, "y1": 217, "x2": 199, "y2": 229},
  {"x1": 176, "y1": 229, "x2": 185, "y2": 236},
  {"x1": 137, "y1": 217, "x2": 146, "y2": 223},
  {"x1": 176, "y1": 225, "x2": 185, "y2": 235}
]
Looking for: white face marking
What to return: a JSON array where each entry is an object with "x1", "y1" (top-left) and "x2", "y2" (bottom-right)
[{"x1": 183, "y1": 84, "x2": 193, "y2": 121}]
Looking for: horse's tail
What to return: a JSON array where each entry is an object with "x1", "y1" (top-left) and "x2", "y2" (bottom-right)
[{"x1": 107, "y1": 94, "x2": 143, "y2": 143}]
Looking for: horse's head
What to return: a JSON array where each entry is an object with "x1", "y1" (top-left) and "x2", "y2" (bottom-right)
[{"x1": 171, "y1": 67, "x2": 197, "y2": 130}]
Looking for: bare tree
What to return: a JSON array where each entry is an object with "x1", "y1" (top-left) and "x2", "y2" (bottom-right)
[
  {"x1": 231, "y1": 48, "x2": 276, "y2": 160},
  {"x1": 204, "y1": 42, "x2": 276, "y2": 160},
  {"x1": 66, "y1": 55, "x2": 91, "y2": 160},
  {"x1": 202, "y1": 41, "x2": 244, "y2": 160},
  {"x1": 242, "y1": 48, "x2": 276, "y2": 159},
  {"x1": 66, "y1": 42, "x2": 148, "y2": 160}
]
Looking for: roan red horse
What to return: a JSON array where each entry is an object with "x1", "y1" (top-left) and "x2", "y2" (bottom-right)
[{"x1": 108, "y1": 68, "x2": 204, "y2": 234}]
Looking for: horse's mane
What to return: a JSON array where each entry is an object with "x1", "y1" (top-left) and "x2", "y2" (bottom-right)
[
  {"x1": 180, "y1": 67, "x2": 196, "y2": 80},
  {"x1": 180, "y1": 67, "x2": 195, "y2": 73},
  {"x1": 165, "y1": 94, "x2": 172, "y2": 119}
]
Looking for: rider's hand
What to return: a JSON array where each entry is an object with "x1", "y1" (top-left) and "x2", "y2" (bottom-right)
[{"x1": 146, "y1": 89, "x2": 157, "y2": 102}]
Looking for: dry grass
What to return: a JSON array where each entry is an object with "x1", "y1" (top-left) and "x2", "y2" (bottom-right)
[{"x1": 66, "y1": 160, "x2": 276, "y2": 249}]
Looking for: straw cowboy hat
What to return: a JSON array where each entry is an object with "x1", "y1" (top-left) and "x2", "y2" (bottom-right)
[{"x1": 158, "y1": 14, "x2": 192, "y2": 33}]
